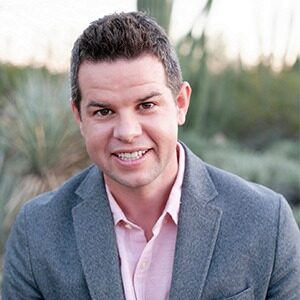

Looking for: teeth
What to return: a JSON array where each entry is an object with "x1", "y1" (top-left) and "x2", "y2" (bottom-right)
[{"x1": 116, "y1": 150, "x2": 147, "y2": 161}]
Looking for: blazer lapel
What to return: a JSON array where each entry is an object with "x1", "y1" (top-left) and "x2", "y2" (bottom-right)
[
  {"x1": 170, "y1": 146, "x2": 222, "y2": 300},
  {"x1": 72, "y1": 166, "x2": 124, "y2": 300}
]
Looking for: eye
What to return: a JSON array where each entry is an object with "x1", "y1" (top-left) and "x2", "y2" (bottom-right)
[
  {"x1": 95, "y1": 108, "x2": 113, "y2": 116},
  {"x1": 139, "y1": 102, "x2": 155, "y2": 110}
]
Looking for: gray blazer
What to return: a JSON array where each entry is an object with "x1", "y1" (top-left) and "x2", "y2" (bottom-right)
[{"x1": 2, "y1": 145, "x2": 300, "y2": 299}]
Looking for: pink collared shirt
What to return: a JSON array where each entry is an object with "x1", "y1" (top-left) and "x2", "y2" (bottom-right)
[{"x1": 106, "y1": 144, "x2": 185, "y2": 300}]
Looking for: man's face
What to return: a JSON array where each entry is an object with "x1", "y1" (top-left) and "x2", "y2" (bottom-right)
[{"x1": 72, "y1": 55, "x2": 190, "y2": 191}]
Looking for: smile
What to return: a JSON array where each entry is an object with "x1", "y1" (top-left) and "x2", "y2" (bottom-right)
[{"x1": 115, "y1": 150, "x2": 147, "y2": 161}]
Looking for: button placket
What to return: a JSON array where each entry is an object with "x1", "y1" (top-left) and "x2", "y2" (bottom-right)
[
  {"x1": 139, "y1": 259, "x2": 148, "y2": 271},
  {"x1": 124, "y1": 223, "x2": 133, "y2": 230}
]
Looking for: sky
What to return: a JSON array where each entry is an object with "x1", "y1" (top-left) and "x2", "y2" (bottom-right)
[{"x1": 0, "y1": 0, "x2": 299, "y2": 71}]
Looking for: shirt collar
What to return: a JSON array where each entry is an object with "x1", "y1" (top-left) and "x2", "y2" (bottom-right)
[
  {"x1": 106, "y1": 187, "x2": 127, "y2": 226},
  {"x1": 163, "y1": 142, "x2": 185, "y2": 225},
  {"x1": 106, "y1": 142, "x2": 185, "y2": 226}
]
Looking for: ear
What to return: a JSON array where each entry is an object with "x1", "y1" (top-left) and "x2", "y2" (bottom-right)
[
  {"x1": 70, "y1": 100, "x2": 84, "y2": 136},
  {"x1": 176, "y1": 81, "x2": 191, "y2": 126}
]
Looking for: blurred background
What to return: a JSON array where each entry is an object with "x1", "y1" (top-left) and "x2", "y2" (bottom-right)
[{"x1": 0, "y1": 0, "x2": 299, "y2": 279}]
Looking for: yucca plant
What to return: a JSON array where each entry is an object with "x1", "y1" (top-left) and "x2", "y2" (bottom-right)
[
  {"x1": 137, "y1": 0, "x2": 174, "y2": 33},
  {"x1": 0, "y1": 70, "x2": 89, "y2": 233}
]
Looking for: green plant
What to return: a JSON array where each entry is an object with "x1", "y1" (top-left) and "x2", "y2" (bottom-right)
[
  {"x1": 137, "y1": 0, "x2": 174, "y2": 33},
  {"x1": 292, "y1": 206, "x2": 300, "y2": 227},
  {"x1": 180, "y1": 130, "x2": 300, "y2": 206},
  {"x1": 0, "y1": 71, "x2": 89, "y2": 233}
]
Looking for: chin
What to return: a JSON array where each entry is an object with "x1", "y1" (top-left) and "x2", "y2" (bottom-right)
[{"x1": 113, "y1": 175, "x2": 155, "y2": 189}]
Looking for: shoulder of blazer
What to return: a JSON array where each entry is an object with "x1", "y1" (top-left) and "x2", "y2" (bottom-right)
[
  {"x1": 182, "y1": 143, "x2": 283, "y2": 223},
  {"x1": 22, "y1": 164, "x2": 100, "y2": 217}
]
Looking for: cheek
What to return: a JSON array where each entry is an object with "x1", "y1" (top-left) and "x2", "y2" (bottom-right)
[
  {"x1": 82, "y1": 124, "x2": 109, "y2": 148},
  {"x1": 146, "y1": 114, "x2": 178, "y2": 140}
]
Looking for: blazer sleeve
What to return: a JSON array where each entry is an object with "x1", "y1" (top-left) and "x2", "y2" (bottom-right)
[
  {"x1": 2, "y1": 205, "x2": 43, "y2": 300},
  {"x1": 267, "y1": 195, "x2": 300, "y2": 299}
]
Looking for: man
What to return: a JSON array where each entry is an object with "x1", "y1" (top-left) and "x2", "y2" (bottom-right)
[{"x1": 2, "y1": 11, "x2": 300, "y2": 300}]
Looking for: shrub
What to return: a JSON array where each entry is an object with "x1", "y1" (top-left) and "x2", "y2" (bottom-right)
[
  {"x1": 180, "y1": 130, "x2": 300, "y2": 206},
  {"x1": 0, "y1": 71, "x2": 89, "y2": 235}
]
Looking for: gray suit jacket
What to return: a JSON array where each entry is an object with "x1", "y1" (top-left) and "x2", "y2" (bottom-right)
[{"x1": 2, "y1": 145, "x2": 300, "y2": 299}]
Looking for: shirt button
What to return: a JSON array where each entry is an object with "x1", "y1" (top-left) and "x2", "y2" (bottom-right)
[
  {"x1": 140, "y1": 260, "x2": 148, "y2": 270},
  {"x1": 124, "y1": 223, "x2": 132, "y2": 230}
]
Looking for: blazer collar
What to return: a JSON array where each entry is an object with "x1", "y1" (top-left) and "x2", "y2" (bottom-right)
[
  {"x1": 170, "y1": 144, "x2": 222, "y2": 300},
  {"x1": 72, "y1": 166, "x2": 124, "y2": 300}
]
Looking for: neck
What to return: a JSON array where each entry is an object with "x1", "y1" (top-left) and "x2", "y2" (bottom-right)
[
  {"x1": 110, "y1": 180, "x2": 176, "y2": 241},
  {"x1": 105, "y1": 155, "x2": 179, "y2": 239}
]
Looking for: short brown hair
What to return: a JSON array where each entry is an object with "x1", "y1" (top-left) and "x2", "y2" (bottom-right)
[{"x1": 70, "y1": 11, "x2": 182, "y2": 111}]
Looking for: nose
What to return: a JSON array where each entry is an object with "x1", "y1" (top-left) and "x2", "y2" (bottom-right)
[{"x1": 113, "y1": 113, "x2": 142, "y2": 143}]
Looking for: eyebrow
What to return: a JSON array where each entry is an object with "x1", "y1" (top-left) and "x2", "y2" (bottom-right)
[
  {"x1": 86, "y1": 101, "x2": 109, "y2": 109},
  {"x1": 137, "y1": 92, "x2": 162, "y2": 102},
  {"x1": 85, "y1": 92, "x2": 163, "y2": 109}
]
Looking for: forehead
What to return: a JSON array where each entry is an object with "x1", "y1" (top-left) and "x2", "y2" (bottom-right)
[{"x1": 78, "y1": 55, "x2": 168, "y2": 93}]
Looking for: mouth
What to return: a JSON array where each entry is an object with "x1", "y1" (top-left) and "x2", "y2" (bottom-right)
[{"x1": 113, "y1": 149, "x2": 149, "y2": 161}]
